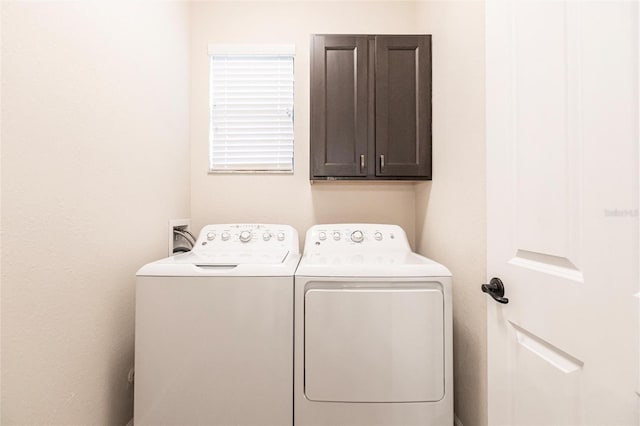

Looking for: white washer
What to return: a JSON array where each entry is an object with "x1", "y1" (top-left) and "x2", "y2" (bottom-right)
[
  {"x1": 295, "y1": 224, "x2": 452, "y2": 425},
  {"x1": 135, "y1": 224, "x2": 299, "y2": 426}
]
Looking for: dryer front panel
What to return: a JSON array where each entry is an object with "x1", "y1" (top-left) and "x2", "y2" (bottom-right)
[{"x1": 304, "y1": 281, "x2": 444, "y2": 403}]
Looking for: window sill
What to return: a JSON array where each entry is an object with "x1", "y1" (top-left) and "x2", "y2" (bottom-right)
[{"x1": 208, "y1": 169, "x2": 294, "y2": 175}]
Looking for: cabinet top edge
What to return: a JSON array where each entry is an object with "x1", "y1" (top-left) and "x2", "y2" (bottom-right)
[
  {"x1": 311, "y1": 34, "x2": 432, "y2": 38},
  {"x1": 310, "y1": 179, "x2": 431, "y2": 184}
]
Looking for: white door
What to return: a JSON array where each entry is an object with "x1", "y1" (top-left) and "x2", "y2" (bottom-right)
[{"x1": 486, "y1": 1, "x2": 639, "y2": 424}]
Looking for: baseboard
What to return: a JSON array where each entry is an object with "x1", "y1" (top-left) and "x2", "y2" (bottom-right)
[{"x1": 454, "y1": 414, "x2": 463, "y2": 426}]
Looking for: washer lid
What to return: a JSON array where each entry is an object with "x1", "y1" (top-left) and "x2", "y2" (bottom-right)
[
  {"x1": 183, "y1": 249, "x2": 290, "y2": 266},
  {"x1": 137, "y1": 223, "x2": 300, "y2": 277},
  {"x1": 136, "y1": 249, "x2": 300, "y2": 277}
]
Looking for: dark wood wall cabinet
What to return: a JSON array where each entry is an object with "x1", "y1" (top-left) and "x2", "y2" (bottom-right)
[{"x1": 310, "y1": 34, "x2": 432, "y2": 181}]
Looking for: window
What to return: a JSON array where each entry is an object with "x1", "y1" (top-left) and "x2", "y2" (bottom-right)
[{"x1": 208, "y1": 45, "x2": 295, "y2": 172}]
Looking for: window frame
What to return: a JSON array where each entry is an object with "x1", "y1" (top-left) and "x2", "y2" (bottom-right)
[{"x1": 207, "y1": 44, "x2": 296, "y2": 174}]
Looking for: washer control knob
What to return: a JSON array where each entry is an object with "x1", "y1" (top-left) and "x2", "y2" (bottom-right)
[
  {"x1": 206, "y1": 232, "x2": 216, "y2": 241},
  {"x1": 221, "y1": 231, "x2": 231, "y2": 241},
  {"x1": 333, "y1": 232, "x2": 341, "y2": 241},
  {"x1": 318, "y1": 231, "x2": 327, "y2": 241},
  {"x1": 277, "y1": 232, "x2": 285, "y2": 241},
  {"x1": 351, "y1": 230, "x2": 364, "y2": 243},
  {"x1": 239, "y1": 230, "x2": 252, "y2": 243},
  {"x1": 263, "y1": 232, "x2": 272, "y2": 241},
  {"x1": 374, "y1": 232, "x2": 383, "y2": 241}
]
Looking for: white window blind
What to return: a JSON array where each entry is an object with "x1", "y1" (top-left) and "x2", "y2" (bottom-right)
[{"x1": 209, "y1": 47, "x2": 294, "y2": 172}]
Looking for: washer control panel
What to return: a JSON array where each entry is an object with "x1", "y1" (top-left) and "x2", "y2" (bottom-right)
[
  {"x1": 304, "y1": 224, "x2": 410, "y2": 253},
  {"x1": 193, "y1": 224, "x2": 299, "y2": 254}
]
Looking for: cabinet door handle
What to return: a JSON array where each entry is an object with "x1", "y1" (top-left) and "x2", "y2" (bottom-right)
[
  {"x1": 360, "y1": 154, "x2": 365, "y2": 172},
  {"x1": 380, "y1": 154, "x2": 385, "y2": 171}
]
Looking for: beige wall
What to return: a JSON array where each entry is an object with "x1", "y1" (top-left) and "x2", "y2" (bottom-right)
[
  {"x1": 1, "y1": 1, "x2": 4, "y2": 421},
  {"x1": 1, "y1": 1, "x2": 488, "y2": 424},
  {"x1": 189, "y1": 1, "x2": 419, "y2": 248},
  {"x1": 1, "y1": 2, "x2": 190, "y2": 424},
  {"x1": 192, "y1": 4, "x2": 488, "y2": 423},
  {"x1": 415, "y1": 2, "x2": 487, "y2": 425}
]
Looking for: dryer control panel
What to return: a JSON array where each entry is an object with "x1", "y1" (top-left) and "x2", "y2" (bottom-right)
[
  {"x1": 193, "y1": 224, "x2": 299, "y2": 255},
  {"x1": 303, "y1": 224, "x2": 411, "y2": 253}
]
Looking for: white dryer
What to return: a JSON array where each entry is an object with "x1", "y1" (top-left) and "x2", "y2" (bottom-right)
[
  {"x1": 294, "y1": 224, "x2": 452, "y2": 426},
  {"x1": 135, "y1": 224, "x2": 299, "y2": 426}
]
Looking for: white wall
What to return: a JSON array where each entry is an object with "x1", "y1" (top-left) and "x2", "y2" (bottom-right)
[
  {"x1": 415, "y1": 2, "x2": 487, "y2": 425},
  {"x1": 189, "y1": 1, "x2": 419, "y2": 248},
  {"x1": 1, "y1": 2, "x2": 190, "y2": 424}
]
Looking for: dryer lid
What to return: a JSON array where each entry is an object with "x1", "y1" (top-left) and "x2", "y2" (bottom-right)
[
  {"x1": 295, "y1": 251, "x2": 451, "y2": 277},
  {"x1": 297, "y1": 224, "x2": 451, "y2": 277}
]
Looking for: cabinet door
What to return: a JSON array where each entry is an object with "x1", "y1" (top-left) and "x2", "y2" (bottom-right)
[
  {"x1": 375, "y1": 36, "x2": 432, "y2": 177},
  {"x1": 310, "y1": 35, "x2": 369, "y2": 177}
]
